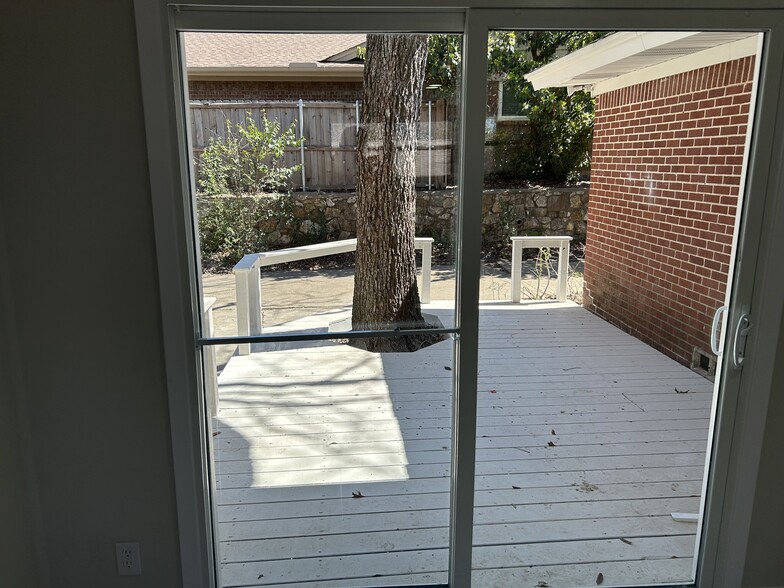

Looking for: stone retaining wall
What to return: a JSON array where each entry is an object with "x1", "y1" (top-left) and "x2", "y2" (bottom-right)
[{"x1": 200, "y1": 185, "x2": 588, "y2": 250}]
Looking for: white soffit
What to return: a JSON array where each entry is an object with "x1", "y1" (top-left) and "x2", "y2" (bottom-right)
[{"x1": 526, "y1": 31, "x2": 761, "y2": 97}]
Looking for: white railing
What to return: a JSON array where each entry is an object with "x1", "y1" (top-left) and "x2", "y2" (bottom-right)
[
  {"x1": 233, "y1": 237, "x2": 434, "y2": 355},
  {"x1": 510, "y1": 236, "x2": 573, "y2": 303},
  {"x1": 202, "y1": 297, "x2": 219, "y2": 416}
]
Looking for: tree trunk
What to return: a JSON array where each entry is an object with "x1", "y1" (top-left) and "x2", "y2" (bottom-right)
[{"x1": 351, "y1": 34, "x2": 438, "y2": 352}]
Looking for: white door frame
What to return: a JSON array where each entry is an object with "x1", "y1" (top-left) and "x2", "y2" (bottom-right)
[{"x1": 134, "y1": 2, "x2": 784, "y2": 587}]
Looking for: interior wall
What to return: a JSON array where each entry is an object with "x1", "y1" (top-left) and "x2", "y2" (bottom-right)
[{"x1": 0, "y1": 0, "x2": 182, "y2": 585}]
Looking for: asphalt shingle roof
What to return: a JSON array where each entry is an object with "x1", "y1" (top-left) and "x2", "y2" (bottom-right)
[{"x1": 184, "y1": 33, "x2": 366, "y2": 69}]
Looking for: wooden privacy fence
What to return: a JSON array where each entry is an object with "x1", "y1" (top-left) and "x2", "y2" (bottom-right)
[{"x1": 190, "y1": 100, "x2": 455, "y2": 191}]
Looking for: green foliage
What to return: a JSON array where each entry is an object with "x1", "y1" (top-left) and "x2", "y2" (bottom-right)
[
  {"x1": 198, "y1": 111, "x2": 303, "y2": 195},
  {"x1": 514, "y1": 87, "x2": 595, "y2": 182},
  {"x1": 197, "y1": 194, "x2": 295, "y2": 270},
  {"x1": 425, "y1": 30, "x2": 609, "y2": 183},
  {"x1": 424, "y1": 35, "x2": 462, "y2": 98},
  {"x1": 490, "y1": 31, "x2": 607, "y2": 183}
]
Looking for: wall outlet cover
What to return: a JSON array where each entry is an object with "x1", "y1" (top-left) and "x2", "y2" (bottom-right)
[{"x1": 116, "y1": 542, "x2": 142, "y2": 576}]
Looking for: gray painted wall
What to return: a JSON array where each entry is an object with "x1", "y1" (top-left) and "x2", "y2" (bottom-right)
[
  {"x1": 0, "y1": 1, "x2": 781, "y2": 586},
  {"x1": 1, "y1": 0, "x2": 182, "y2": 585}
]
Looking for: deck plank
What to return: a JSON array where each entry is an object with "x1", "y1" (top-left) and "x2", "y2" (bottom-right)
[{"x1": 213, "y1": 302, "x2": 712, "y2": 586}]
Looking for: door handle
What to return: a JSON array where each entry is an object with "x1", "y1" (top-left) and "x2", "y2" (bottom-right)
[
  {"x1": 732, "y1": 312, "x2": 752, "y2": 370},
  {"x1": 711, "y1": 305, "x2": 728, "y2": 356}
]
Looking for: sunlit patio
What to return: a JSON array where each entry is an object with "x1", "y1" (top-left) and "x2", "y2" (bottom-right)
[{"x1": 211, "y1": 300, "x2": 712, "y2": 587}]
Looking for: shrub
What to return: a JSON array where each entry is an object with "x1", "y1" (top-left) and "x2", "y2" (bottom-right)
[
  {"x1": 487, "y1": 31, "x2": 606, "y2": 183},
  {"x1": 514, "y1": 87, "x2": 594, "y2": 183},
  {"x1": 197, "y1": 194, "x2": 295, "y2": 270},
  {"x1": 198, "y1": 111, "x2": 303, "y2": 195}
]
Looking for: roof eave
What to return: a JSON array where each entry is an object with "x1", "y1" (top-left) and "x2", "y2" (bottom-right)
[
  {"x1": 527, "y1": 31, "x2": 760, "y2": 97},
  {"x1": 187, "y1": 65, "x2": 364, "y2": 82},
  {"x1": 527, "y1": 31, "x2": 700, "y2": 91}
]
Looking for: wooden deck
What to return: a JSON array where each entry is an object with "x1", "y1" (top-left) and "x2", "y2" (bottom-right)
[{"x1": 212, "y1": 302, "x2": 713, "y2": 587}]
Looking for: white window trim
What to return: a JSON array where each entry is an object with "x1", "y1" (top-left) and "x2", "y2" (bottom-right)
[{"x1": 134, "y1": 3, "x2": 784, "y2": 588}]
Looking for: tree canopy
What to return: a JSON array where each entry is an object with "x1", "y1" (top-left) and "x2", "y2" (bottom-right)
[{"x1": 425, "y1": 31, "x2": 608, "y2": 183}]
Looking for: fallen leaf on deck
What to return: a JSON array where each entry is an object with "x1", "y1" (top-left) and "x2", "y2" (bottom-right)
[
  {"x1": 489, "y1": 389, "x2": 497, "y2": 394},
  {"x1": 512, "y1": 485, "x2": 521, "y2": 489},
  {"x1": 675, "y1": 387, "x2": 689, "y2": 394},
  {"x1": 596, "y1": 572, "x2": 604, "y2": 585},
  {"x1": 547, "y1": 441, "x2": 556, "y2": 447},
  {"x1": 212, "y1": 432, "x2": 221, "y2": 437},
  {"x1": 352, "y1": 491, "x2": 364, "y2": 498},
  {"x1": 444, "y1": 366, "x2": 452, "y2": 371},
  {"x1": 551, "y1": 429, "x2": 556, "y2": 435},
  {"x1": 257, "y1": 574, "x2": 264, "y2": 579},
  {"x1": 536, "y1": 582, "x2": 550, "y2": 587},
  {"x1": 620, "y1": 538, "x2": 633, "y2": 545},
  {"x1": 578, "y1": 480, "x2": 599, "y2": 492}
]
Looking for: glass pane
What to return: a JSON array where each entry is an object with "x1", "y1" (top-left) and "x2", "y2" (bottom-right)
[
  {"x1": 188, "y1": 32, "x2": 461, "y2": 341},
  {"x1": 500, "y1": 83, "x2": 528, "y2": 118},
  {"x1": 187, "y1": 31, "x2": 462, "y2": 587},
  {"x1": 474, "y1": 29, "x2": 759, "y2": 586},
  {"x1": 205, "y1": 334, "x2": 455, "y2": 587}
]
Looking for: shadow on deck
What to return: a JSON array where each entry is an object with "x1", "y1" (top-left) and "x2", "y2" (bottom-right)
[{"x1": 211, "y1": 302, "x2": 712, "y2": 588}]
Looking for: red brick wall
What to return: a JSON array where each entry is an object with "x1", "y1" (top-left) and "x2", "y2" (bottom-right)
[
  {"x1": 188, "y1": 80, "x2": 363, "y2": 102},
  {"x1": 584, "y1": 56, "x2": 755, "y2": 366}
]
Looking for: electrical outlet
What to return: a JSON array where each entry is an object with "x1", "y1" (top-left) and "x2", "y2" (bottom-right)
[{"x1": 115, "y1": 542, "x2": 142, "y2": 576}]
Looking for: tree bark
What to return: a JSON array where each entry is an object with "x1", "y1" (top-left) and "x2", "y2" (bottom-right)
[{"x1": 351, "y1": 34, "x2": 438, "y2": 352}]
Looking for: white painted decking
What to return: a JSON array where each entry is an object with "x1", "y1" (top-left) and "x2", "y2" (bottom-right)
[{"x1": 212, "y1": 302, "x2": 713, "y2": 588}]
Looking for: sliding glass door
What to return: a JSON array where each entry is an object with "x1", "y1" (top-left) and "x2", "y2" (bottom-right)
[{"x1": 135, "y1": 3, "x2": 784, "y2": 587}]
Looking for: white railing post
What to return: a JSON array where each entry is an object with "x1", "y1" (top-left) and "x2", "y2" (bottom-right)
[
  {"x1": 511, "y1": 238, "x2": 523, "y2": 303},
  {"x1": 233, "y1": 254, "x2": 263, "y2": 356},
  {"x1": 234, "y1": 269, "x2": 249, "y2": 355},
  {"x1": 202, "y1": 297, "x2": 219, "y2": 416},
  {"x1": 557, "y1": 239, "x2": 570, "y2": 303},
  {"x1": 416, "y1": 237, "x2": 433, "y2": 304}
]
